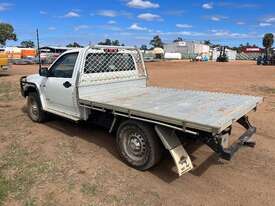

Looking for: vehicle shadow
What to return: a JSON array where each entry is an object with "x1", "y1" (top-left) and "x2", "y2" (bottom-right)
[
  {"x1": 21, "y1": 106, "x2": 224, "y2": 183},
  {"x1": 150, "y1": 141, "x2": 224, "y2": 183}
]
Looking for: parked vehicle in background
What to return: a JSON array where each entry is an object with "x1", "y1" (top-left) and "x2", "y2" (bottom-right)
[
  {"x1": 0, "y1": 53, "x2": 10, "y2": 75},
  {"x1": 12, "y1": 56, "x2": 39, "y2": 65},
  {"x1": 257, "y1": 53, "x2": 275, "y2": 66},
  {"x1": 20, "y1": 46, "x2": 263, "y2": 176},
  {"x1": 216, "y1": 47, "x2": 229, "y2": 62}
]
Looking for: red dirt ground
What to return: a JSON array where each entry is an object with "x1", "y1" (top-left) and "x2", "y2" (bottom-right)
[{"x1": 0, "y1": 61, "x2": 275, "y2": 206}]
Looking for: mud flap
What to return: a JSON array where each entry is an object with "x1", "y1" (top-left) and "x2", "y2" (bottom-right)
[{"x1": 155, "y1": 125, "x2": 193, "y2": 176}]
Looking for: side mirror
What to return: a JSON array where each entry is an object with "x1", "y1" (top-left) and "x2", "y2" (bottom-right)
[{"x1": 39, "y1": 67, "x2": 49, "y2": 77}]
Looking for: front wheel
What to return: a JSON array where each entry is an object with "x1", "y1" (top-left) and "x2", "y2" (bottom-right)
[
  {"x1": 27, "y1": 92, "x2": 47, "y2": 123},
  {"x1": 116, "y1": 120, "x2": 163, "y2": 171}
]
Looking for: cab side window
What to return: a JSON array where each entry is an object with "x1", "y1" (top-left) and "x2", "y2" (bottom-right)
[{"x1": 49, "y1": 53, "x2": 78, "y2": 78}]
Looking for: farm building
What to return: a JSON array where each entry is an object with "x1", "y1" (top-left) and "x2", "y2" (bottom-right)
[
  {"x1": 242, "y1": 47, "x2": 263, "y2": 53},
  {"x1": 164, "y1": 41, "x2": 210, "y2": 58},
  {"x1": 39, "y1": 46, "x2": 72, "y2": 54}
]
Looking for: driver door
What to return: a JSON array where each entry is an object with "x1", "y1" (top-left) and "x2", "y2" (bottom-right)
[{"x1": 43, "y1": 52, "x2": 79, "y2": 116}]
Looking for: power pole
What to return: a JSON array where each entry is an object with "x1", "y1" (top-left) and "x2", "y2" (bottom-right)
[{"x1": 36, "y1": 29, "x2": 42, "y2": 70}]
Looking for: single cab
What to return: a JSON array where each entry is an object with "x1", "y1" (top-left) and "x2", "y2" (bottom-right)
[{"x1": 20, "y1": 46, "x2": 263, "y2": 176}]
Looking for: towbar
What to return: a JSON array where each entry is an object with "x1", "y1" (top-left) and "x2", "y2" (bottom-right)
[{"x1": 200, "y1": 116, "x2": 256, "y2": 161}]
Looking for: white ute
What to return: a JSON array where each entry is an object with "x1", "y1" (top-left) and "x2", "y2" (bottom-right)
[{"x1": 20, "y1": 46, "x2": 263, "y2": 176}]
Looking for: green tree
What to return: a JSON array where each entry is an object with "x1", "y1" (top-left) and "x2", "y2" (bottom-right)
[
  {"x1": 98, "y1": 39, "x2": 123, "y2": 46},
  {"x1": 20, "y1": 40, "x2": 35, "y2": 48},
  {"x1": 150, "y1": 35, "x2": 164, "y2": 48},
  {"x1": 173, "y1": 37, "x2": 183, "y2": 43},
  {"x1": 204, "y1": 40, "x2": 211, "y2": 46},
  {"x1": 98, "y1": 39, "x2": 112, "y2": 45},
  {"x1": 0, "y1": 23, "x2": 17, "y2": 46},
  {"x1": 263, "y1": 33, "x2": 274, "y2": 57},
  {"x1": 112, "y1": 40, "x2": 120, "y2": 46},
  {"x1": 140, "y1": 44, "x2": 148, "y2": 50},
  {"x1": 66, "y1": 42, "x2": 83, "y2": 47}
]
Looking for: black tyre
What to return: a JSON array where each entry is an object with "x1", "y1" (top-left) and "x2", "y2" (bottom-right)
[
  {"x1": 27, "y1": 92, "x2": 47, "y2": 123},
  {"x1": 116, "y1": 120, "x2": 163, "y2": 171}
]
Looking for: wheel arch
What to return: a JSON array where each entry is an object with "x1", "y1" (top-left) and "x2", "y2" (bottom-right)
[{"x1": 24, "y1": 83, "x2": 46, "y2": 109}]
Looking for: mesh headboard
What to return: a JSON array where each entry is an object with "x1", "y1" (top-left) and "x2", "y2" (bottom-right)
[{"x1": 79, "y1": 46, "x2": 147, "y2": 86}]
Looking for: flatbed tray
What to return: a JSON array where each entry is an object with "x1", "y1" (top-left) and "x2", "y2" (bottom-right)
[{"x1": 79, "y1": 86, "x2": 263, "y2": 134}]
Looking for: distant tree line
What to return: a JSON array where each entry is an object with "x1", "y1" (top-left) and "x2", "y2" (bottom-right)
[
  {"x1": 98, "y1": 39, "x2": 125, "y2": 46},
  {"x1": 0, "y1": 22, "x2": 274, "y2": 56},
  {"x1": 66, "y1": 42, "x2": 83, "y2": 48},
  {"x1": 20, "y1": 40, "x2": 35, "y2": 48}
]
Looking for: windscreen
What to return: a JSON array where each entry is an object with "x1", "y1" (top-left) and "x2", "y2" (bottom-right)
[{"x1": 84, "y1": 53, "x2": 136, "y2": 74}]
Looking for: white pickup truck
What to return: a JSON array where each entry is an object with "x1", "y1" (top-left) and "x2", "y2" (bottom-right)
[{"x1": 20, "y1": 46, "x2": 263, "y2": 176}]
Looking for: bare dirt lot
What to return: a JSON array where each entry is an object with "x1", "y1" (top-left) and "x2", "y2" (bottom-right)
[{"x1": 0, "y1": 61, "x2": 275, "y2": 206}]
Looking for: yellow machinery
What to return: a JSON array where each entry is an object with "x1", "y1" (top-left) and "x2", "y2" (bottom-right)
[{"x1": 0, "y1": 53, "x2": 10, "y2": 74}]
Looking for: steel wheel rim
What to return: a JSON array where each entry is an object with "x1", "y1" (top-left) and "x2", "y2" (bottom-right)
[{"x1": 122, "y1": 128, "x2": 148, "y2": 163}]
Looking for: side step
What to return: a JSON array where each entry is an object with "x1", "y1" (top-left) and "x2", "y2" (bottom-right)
[{"x1": 155, "y1": 126, "x2": 193, "y2": 176}]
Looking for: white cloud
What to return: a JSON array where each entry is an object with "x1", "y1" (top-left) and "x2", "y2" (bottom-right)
[
  {"x1": 0, "y1": 3, "x2": 12, "y2": 11},
  {"x1": 64, "y1": 11, "x2": 80, "y2": 18},
  {"x1": 265, "y1": 17, "x2": 275, "y2": 23},
  {"x1": 48, "y1": 27, "x2": 56, "y2": 31},
  {"x1": 40, "y1": 11, "x2": 47, "y2": 15},
  {"x1": 208, "y1": 15, "x2": 227, "y2": 21},
  {"x1": 209, "y1": 29, "x2": 258, "y2": 39},
  {"x1": 97, "y1": 10, "x2": 118, "y2": 17},
  {"x1": 127, "y1": 0, "x2": 159, "y2": 9},
  {"x1": 138, "y1": 13, "x2": 162, "y2": 21},
  {"x1": 259, "y1": 22, "x2": 272, "y2": 27},
  {"x1": 159, "y1": 31, "x2": 206, "y2": 37},
  {"x1": 74, "y1": 25, "x2": 90, "y2": 31},
  {"x1": 218, "y1": 2, "x2": 259, "y2": 9},
  {"x1": 96, "y1": 10, "x2": 131, "y2": 18},
  {"x1": 108, "y1": 20, "x2": 117, "y2": 24},
  {"x1": 211, "y1": 16, "x2": 221, "y2": 21},
  {"x1": 176, "y1": 24, "x2": 192, "y2": 28},
  {"x1": 202, "y1": 2, "x2": 213, "y2": 9},
  {"x1": 129, "y1": 23, "x2": 147, "y2": 31},
  {"x1": 236, "y1": 21, "x2": 245, "y2": 25}
]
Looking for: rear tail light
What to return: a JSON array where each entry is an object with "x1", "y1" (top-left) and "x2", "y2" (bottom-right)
[{"x1": 104, "y1": 48, "x2": 119, "y2": 53}]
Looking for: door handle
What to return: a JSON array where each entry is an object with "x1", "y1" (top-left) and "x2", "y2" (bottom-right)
[{"x1": 63, "y1": 81, "x2": 72, "y2": 88}]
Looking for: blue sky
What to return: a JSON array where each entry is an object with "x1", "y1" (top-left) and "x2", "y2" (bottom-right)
[{"x1": 0, "y1": 0, "x2": 275, "y2": 47}]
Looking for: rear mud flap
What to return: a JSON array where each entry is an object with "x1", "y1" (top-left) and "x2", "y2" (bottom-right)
[{"x1": 155, "y1": 126, "x2": 193, "y2": 176}]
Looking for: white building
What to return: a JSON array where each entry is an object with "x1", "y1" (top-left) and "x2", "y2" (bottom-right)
[{"x1": 164, "y1": 41, "x2": 210, "y2": 55}]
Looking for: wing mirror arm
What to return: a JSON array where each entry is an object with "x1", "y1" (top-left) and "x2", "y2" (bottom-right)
[{"x1": 39, "y1": 67, "x2": 49, "y2": 77}]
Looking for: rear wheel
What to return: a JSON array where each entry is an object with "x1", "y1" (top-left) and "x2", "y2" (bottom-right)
[
  {"x1": 116, "y1": 120, "x2": 163, "y2": 170},
  {"x1": 27, "y1": 92, "x2": 47, "y2": 123}
]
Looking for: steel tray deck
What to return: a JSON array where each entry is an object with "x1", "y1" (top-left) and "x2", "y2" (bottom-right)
[{"x1": 79, "y1": 86, "x2": 263, "y2": 133}]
